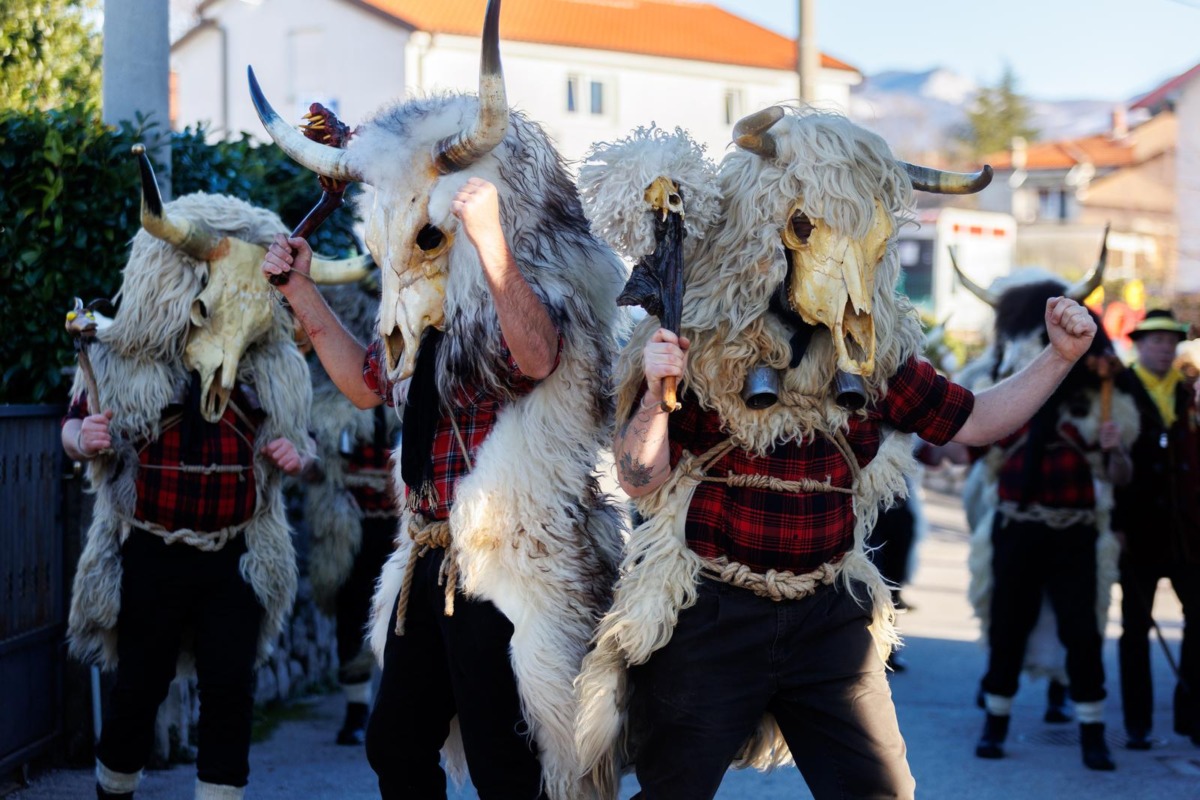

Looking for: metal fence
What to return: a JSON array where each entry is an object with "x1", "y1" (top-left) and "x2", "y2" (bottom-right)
[{"x1": 0, "y1": 406, "x2": 71, "y2": 775}]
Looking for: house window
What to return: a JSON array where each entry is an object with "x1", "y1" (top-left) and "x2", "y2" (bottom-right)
[
  {"x1": 566, "y1": 76, "x2": 579, "y2": 113},
  {"x1": 723, "y1": 89, "x2": 743, "y2": 125},
  {"x1": 1037, "y1": 188, "x2": 1068, "y2": 221},
  {"x1": 589, "y1": 81, "x2": 605, "y2": 115}
]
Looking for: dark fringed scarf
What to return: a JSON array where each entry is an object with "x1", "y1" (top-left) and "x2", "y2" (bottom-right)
[{"x1": 401, "y1": 329, "x2": 444, "y2": 508}]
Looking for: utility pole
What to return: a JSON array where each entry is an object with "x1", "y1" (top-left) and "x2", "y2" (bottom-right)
[
  {"x1": 103, "y1": 0, "x2": 172, "y2": 197},
  {"x1": 796, "y1": 0, "x2": 819, "y2": 103}
]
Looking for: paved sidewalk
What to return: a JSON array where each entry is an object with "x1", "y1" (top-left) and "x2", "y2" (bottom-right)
[{"x1": 12, "y1": 489, "x2": 1197, "y2": 799}]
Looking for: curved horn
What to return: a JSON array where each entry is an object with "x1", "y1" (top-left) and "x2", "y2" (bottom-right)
[
  {"x1": 903, "y1": 163, "x2": 994, "y2": 194},
  {"x1": 733, "y1": 106, "x2": 785, "y2": 158},
  {"x1": 948, "y1": 246, "x2": 998, "y2": 307},
  {"x1": 1066, "y1": 223, "x2": 1110, "y2": 301},
  {"x1": 133, "y1": 144, "x2": 223, "y2": 261},
  {"x1": 433, "y1": 0, "x2": 508, "y2": 174},
  {"x1": 309, "y1": 253, "x2": 375, "y2": 285},
  {"x1": 248, "y1": 67, "x2": 361, "y2": 183}
]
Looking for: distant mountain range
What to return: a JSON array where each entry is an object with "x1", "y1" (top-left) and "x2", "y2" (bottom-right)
[{"x1": 848, "y1": 68, "x2": 1122, "y2": 161}]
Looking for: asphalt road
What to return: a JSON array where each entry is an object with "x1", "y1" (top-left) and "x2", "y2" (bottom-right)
[{"x1": 12, "y1": 486, "x2": 1197, "y2": 799}]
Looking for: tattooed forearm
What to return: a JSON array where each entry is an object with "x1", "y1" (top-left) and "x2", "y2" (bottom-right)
[
  {"x1": 614, "y1": 404, "x2": 671, "y2": 496},
  {"x1": 618, "y1": 451, "x2": 657, "y2": 488}
]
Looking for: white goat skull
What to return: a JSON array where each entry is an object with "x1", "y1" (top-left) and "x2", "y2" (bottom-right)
[{"x1": 783, "y1": 199, "x2": 893, "y2": 377}]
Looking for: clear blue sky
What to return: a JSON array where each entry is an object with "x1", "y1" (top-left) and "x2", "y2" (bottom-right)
[{"x1": 712, "y1": 0, "x2": 1200, "y2": 101}]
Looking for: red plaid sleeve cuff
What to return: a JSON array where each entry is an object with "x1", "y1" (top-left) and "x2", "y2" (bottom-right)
[
  {"x1": 498, "y1": 330, "x2": 564, "y2": 396},
  {"x1": 884, "y1": 357, "x2": 975, "y2": 446}
]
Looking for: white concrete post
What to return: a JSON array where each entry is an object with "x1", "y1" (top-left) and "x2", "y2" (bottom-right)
[{"x1": 103, "y1": 0, "x2": 172, "y2": 197}]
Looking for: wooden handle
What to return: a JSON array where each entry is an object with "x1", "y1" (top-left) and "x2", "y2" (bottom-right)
[
  {"x1": 659, "y1": 376, "x2": 681, "y2": 413},
  {"x1": 269, "y1": 190, "x2": 347, "y2": 286}
]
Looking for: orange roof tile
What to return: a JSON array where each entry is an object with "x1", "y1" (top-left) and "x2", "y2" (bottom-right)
[
  {"x1": 358, "y1": 0, "x2": 857, "y2": 73},
  {"x1": 985, "y1": 133, "x2": 1136, "y2": 172}
]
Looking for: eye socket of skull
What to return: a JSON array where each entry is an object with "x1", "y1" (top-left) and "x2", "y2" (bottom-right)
[
  {"x1": 416, "y1": 224, "x2": 447, "y2": 254},
  {"x1": 781, "y1": 203, "x2": 816, "y2": 250},
  {"x1": 190, "y1": 299, "x2": 209, "y2": 327}
]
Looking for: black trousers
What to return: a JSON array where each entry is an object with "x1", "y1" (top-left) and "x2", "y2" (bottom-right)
[
  {"x1": 365, "y1": 549, "x2": 544, "y2": 800},
  {"x1": 981, "y1": 516, "x2": 1106, "y2": 703},
  {"x1": 96, "y1": 530, "x2": 264, "y2": 788},
  {"x1": 335, "y1": 517, "x2": 396, "y2": 684},
  {"x1": 869, "y1": 501, "x2": 916, "y2": 588},
  {"x1": 630, "y1": 578, "x2": 914, "y2": 800},
  {"x1": 1118, "y1": 557, "x2": 1200, "y2": 737}
]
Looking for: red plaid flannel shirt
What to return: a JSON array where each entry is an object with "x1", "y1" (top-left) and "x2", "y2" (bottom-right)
[
  {"x1": 993, "y1": 421, "x2": 1097, "y2": 509},
  {"x1": 66, "y1": 389, "x2": 262, "y2": 533},
  {"x1": 362, "y1": 333, "x2": 562, "y2": 520},
  {"x1": 344, "y1": 441, "x2": 397, "y2": 515},
  {"x1": 668, "y1": 356, "x2": 974, "y2": 574}
]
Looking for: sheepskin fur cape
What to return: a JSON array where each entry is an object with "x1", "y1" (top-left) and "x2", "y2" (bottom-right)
[
  {"x1": 346, "y1": 97, "x2": 629, "y2": 799},
  {"x1": 574, "y1": 112, "x2": 929, "y2": 794},
  {"x1": 306, "y1": 282, "x2": 399, "y2": 615},
  {"x1": 67, "y1": 193, "x2": 312, "y2": 670}
]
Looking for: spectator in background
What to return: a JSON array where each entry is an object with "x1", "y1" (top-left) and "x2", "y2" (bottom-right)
[{"x1": 1113, "y1": 309, "x2": 1200, "y2": 750}]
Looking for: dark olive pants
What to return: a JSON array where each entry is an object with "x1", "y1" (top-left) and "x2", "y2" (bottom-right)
[
  {"x1": 96, "y1": 530, "x2": 263, "y2": 788},
  {"x1": 365, "y1": 549, "x2": 545, "y2": 800},
  {"x1": 630, "y1": 577, "x2": 914, "y2": 800}
]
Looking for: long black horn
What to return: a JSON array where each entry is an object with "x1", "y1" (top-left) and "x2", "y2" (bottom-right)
[
  {"x1": 133, "y1": 144, "x2": 222, "y2": 261},
  {"x1": 1066, "y1": 223, "x2": 1110, "y2": 301},
  {"x1": 948, "y1": 245, "x2": 999, "y2": 307},
  {"x1": 903, "y1": 163, "x2": 994, "y2": 194},
  {"x1": 433, "y1": 0, "x2": 508, "y2": 174},
  {"x1": 248, "y1": 67, "x2": 361, "y2": 183},
  {"x1": 733, "y1": 106, "x2": 785, "y2": 158}
]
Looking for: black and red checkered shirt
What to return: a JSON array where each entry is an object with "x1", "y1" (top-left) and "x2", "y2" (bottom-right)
[
  {"x1": 993, "y1": 422, "x2": 1097, "y2": 509},
  {"x1": 66, "y1": 389, "x2": 262, "y2": 533},
  {"x1": 362, "y1": 334, "x2": 561, "y2": 520},
  {"x1": 668, "y1": 356, "x2": 974, "y2": 574},
  {"x1": 344, "y1": 441, "x2": 397, "y2": 515}
]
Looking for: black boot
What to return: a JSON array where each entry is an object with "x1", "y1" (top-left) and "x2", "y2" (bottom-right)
[
  {"x1": 337, "y1": 701, "x2": 370, "y2": 745},
  {"x1": 97, "y1": 785, "x2": 133, "y2": 799},
  {"x1": 975, "y1": 713, "x2": 1009, "y2": 759},
  {"x1": 1044, "y1": 679, "x2": 1071, "y2": 723},
  {"x1": 1080, "y1": 723, "x2": 1116, "y2": 771}
]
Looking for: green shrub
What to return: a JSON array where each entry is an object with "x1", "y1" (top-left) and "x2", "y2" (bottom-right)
[{"x1": 0, "y1": 107, "x2": 362, "y2": 404}]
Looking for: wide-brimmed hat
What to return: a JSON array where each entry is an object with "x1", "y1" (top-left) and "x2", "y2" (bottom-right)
[{"x1": 1129, "y1": 308, "x2": 1189, "y2": 340}]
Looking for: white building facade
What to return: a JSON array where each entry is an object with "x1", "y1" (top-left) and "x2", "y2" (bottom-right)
[{"x1": 171, "y1": 0, "x2": 861, "y2": 164}]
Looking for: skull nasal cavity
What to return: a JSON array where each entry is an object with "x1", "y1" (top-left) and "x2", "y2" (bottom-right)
[
  {"x1": 791, "y1": 212, "x2": 814, "y2": 245},
  {"x1": 416, "y1": 224, "x2": 444, "y2": 252}
]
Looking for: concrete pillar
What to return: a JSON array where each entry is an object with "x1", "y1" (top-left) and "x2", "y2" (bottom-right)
[
  {"x1": 796, "y1": 0, "x2": 819, "y2": 103},
  {"x1": 103, "y1": 0, "x2": 172, "y2": 197}
]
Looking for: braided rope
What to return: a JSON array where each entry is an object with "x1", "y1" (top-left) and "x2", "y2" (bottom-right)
[
  {"x1": 701, "y1": 558, "x2": 841, "y2": 601},
  {"x1": 120, "y1": 513, "x2": 253, "y2": 552},
  {"x1": 996, "y1": 501, "x2": 1096, "y2": 530},
  {"x1": 342, "y1": 471, "x2": 391, "y2": 490},
  {"x1": 393, "y1": 517, "x2": 453, "y2": 635},
  {"x1": 137, "y1": 462, "x2": 250, "y2": 476},
  {"x1": 682, "y1": 430, "x2": 859, "y2": 600}
]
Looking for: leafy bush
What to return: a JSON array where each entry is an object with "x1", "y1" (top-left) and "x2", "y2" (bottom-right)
[{"x1": 0, "y1": 107, "x2": 362, "y2": 403}]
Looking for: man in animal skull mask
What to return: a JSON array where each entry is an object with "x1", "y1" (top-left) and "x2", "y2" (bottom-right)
[
  {"x1": 575, "y1": 108, "x2": 1102, "y2": 799},
  {"x1": 255, "y1": 2, "x2": 625, "y2": 797},
  {"x1": 62, "y1": 150, "x2": 316, "y2": 800}
]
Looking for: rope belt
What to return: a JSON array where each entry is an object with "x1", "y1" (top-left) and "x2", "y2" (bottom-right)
[
  {"x1": 119, "y1": 513, "x2": 254, "y2": 552},
  {"x1": 393, "y1": 516, "x2": 454, "y2": 635},
  {"x1": 682, "y1": 431, "x2": 860, "y2": 602},
  {"x1": 700, "y1": 558, "x2": 842, "y2": 600},
  {"x1": 343, "y1": 471, "x2": 391, "y2": 491},
  {"x1": 996, "y1": 500, "x2": 1096, "y2": 530},
  {"x1": 137, "y1": 462, "x2": 251, "y2": 479}
]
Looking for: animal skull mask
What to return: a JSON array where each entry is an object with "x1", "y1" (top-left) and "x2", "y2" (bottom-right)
[
  {"x1": 248, "y1": 0, "x2": 509, "y2": 383},
  {"x1": 732, "y1": 106, "x2": 993, "y2": 379},
  {"x1": 184, "y1": 238, "x2": 277, "y2": 422},
  {"x1": 783, "y1": 199, "x2": 893, "y2": 376}
]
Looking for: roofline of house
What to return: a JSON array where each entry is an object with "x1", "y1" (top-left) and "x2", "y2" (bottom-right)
[{"x1": 183, "y1": 0, "x2": 859, "y2": 75}]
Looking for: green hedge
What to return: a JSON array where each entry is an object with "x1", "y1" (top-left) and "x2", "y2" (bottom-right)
[{"x1": 0, "y1": 107, "x2": 362, "y2": 404}]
